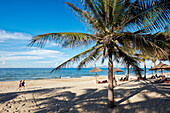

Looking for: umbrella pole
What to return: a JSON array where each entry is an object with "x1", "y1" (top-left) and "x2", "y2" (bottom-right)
[{"x1": 96, "y1": 72, "x2": 97, "y2": 84}]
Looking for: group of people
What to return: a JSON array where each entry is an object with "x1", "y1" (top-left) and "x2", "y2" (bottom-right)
[
  {"x1": 18, "y1": 80, "x2": 25, "y2": 90},
  {"x1": 120, "y1": 77, "x2": 127, "y2": 81}
]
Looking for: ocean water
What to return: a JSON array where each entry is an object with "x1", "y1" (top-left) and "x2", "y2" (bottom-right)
[{"x1": 0, "y1": 68, "x2": 169, "y2": 82}]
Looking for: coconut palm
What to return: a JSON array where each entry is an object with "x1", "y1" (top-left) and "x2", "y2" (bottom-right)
[
  {"x1": 152, "y1": 58, "x2": 157, "y2": 75},
  {"x1": 143, "y1": 30, "x2": 170, "y2": 76},
  {"x1": 29, "y1": 0, "x2": 170, "y2": 108},
  {"x1": 133, "y1": 54, "x2": 150, "y2": 78},
  {"x1": 121, "y1": 46, "x2": 137, "y2": 80}
]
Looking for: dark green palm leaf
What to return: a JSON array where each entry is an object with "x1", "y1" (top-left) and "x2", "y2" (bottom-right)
[
  {"x1": 28, "y1": 32, "x2": 96, "y2": 48},
  {"x1": 77, "y1": 45, "x2": 103, "y2": 69},
  {"x1": 123, "y1": 0, "x2": 170, "y2": 32},
  {"x1": 51, "y1": 45, "x2": 99, "y2": 72}
]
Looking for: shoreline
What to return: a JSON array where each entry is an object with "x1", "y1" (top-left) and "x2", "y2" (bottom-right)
[
  {"x1": 0, "y1": 73, "x2": 169, "y2": 93},
  {"x1": 0, "y1": 71, "x2": 169, "y2": 82},
  {"x1": 0, "y1": 71, "x2": 169, "y2": 83},
  {"x1": 1, "y1": 68, "x2": 169, "y2": 83}
]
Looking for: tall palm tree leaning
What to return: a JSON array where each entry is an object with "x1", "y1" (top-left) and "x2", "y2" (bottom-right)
[{"x1": 29, "y1": 0, "x2": 169, "y2": 108}]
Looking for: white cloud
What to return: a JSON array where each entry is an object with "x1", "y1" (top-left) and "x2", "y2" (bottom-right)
[
  {"x1": 0, "y1": 49, "x2": 64, "y2": 57},
  {"x1": 5, "y1": 56, "x2": 44, "y2": 60},
  {"x1": 0, "y1": 56, "x2": 44, "y2": 65},
  {"x1": 24, "y1": 49, "x2": 62, "y2": 55},
  {"x1": 0, "y1": 29, "x2": 32, "y2": 41},
  {"x1": 36, "y1": 61, "x2": 53, "y2": 63},
  {"x1": 0, "y1": 49, "x2": 68, "y2": 67}
]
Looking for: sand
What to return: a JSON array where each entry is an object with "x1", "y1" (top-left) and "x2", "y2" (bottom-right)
[{"x1": 0, "y1": 73, "x2": 170, "y2": 113}]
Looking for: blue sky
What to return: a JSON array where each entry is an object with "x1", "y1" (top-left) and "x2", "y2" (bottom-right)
[{"x1": 0, "y1": 0, "x2": 169, "y2": 68}]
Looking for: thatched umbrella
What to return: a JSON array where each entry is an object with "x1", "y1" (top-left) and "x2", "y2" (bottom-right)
[
  {"x1": 147, "y1": 62, "x2": 168, "y2": 70},
  {"x1": 161, "y1": 65, "x2": 170, "y2": 70},
  {"x1": 113, "y1": 67, "x2": 124, "y2": 85},
  {"x1": 89, "y1": 66, "x2": 103, "y2": 83},
  {"x1": 113, "y1": 67, "x2": 124, "y2": 75},
  {"x1": 148, "y1": 62, "x2": 169, "y2": 75}
]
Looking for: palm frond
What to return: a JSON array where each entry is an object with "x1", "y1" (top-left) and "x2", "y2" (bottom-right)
[
  {"x1": 51, "y1": 45, "x2": 98, "y2": 72},
  {"x1": 112, "y1": 0, "x2": 131, "y2": 28},
  {"x1": 28, "y1": 32, "x2": 96, "y2": 48},
  {"x1": 124, "y1": 32, "x2": 169, "y2": 60},
  {"x1": 102, "y1": 49, "x2": 108, "y2": 63},
  {"x1": 115, "y1": 46, "x2": 142, "y2": 77},
  {"x1": 121, "y1": 0, "x2": 170, "y2": 33},
  {"x1": 94, "y1": 53, "x2": 103, "y2": 64},
  {"x1": 65, "y1": 1, "x2": 106, "y2": 32},
  {"x1": 77, "y1": 45, "x2": 103, "y2": 69}
]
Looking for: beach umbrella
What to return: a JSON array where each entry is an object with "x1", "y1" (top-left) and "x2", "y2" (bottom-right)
[
  {"x1": 161, "y1": 65, "x2": 170, "y2": 70},
  {"x1": 113, "y1": 67, "x2": 124, "y2": 75},
  {"x1": 113, "y1": 67, "x2": 124, "y2": 83},
  {"x1": 153, "y1": 62, "x2": 168, "y2": 69},
  {"x1": 148, "y1": 62, "x2": 169, "y2": 75},
  {"x1": 89, "y1": 66, "x2": 103, "y2": 83}
]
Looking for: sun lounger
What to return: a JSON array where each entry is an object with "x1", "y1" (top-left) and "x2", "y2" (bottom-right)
[
  {"x1": 154, "y1": 78, "x2": 170, "y2": 83},
  {"x1": 163, "y1": 78, "x2": 170, "y2": 83},
  {"x1": 98, "y1": 80, "x2": 108, "y2": 84},
  {"x1": 120, "y1": 77, "x2": 127, "y2": 81}
]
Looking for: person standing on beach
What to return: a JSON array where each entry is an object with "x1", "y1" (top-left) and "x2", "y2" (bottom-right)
[
  {"x1": 21, "y1": 80, "x2": 25, "y2": 90},
  {"x1": 17, "y1": 80, "x2": 22, "y2": 90}
]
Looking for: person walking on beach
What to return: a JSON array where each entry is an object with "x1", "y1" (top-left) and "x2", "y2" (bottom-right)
[
  {"x1": 21, "y1": 80, "x2": 25, "y2": 90},
  {"x1": 17, "y1": 80, "x2": 22, "y2": 90}
]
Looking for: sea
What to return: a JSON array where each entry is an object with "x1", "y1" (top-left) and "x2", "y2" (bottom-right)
[{"x1": 0, "y1": 68, "x2": 169, "y2": 82}]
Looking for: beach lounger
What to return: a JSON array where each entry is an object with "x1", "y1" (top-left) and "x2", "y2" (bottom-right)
[
  {"x1": 98, "y1": 80, "x2": 108, "y2": 84},
  {"x1": 154, "y1": 78, "x2": 170, "y2": 83}
]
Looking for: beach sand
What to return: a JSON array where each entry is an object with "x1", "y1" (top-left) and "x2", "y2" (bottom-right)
[{"x1": 0, "y1": 73, "x2": 170, "y2": 113}]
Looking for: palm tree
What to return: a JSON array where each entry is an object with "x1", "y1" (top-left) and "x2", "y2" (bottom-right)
[
  {"x1": 152, "y1": 58, "x2": 157, "y2": 75},
  {"x1": 29, "y1": 0, "x2": 169, "y2": 108},
  {"x1": 126, "y1": 63, "x2": 130, "y2": 80},
  {"x1": 133, "y1": 54, "x2": 150, "y2": 78},
  {"x1": 123, "y1": 47, "x2": 137, "y2": 80}
]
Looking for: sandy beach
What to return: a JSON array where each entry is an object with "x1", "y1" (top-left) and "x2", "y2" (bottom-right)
[{"x1": 0, "y1": 73, "x2": 170, "y2": 113}]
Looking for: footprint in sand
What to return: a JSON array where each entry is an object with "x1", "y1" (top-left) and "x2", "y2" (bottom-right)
[
  {"x1": 5, "y1": 102, "x2": 10, "y2": 106},
  {"x1": 8, "y1": 105, "x2": 12, "y2": 108},
  {"x1": 21, "y1": 103, "x2": 25, "y2": 107}
]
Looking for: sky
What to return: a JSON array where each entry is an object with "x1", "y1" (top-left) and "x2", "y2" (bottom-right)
[{"x1": 0, "y1": 0, "x2": 169, "y2": 68}]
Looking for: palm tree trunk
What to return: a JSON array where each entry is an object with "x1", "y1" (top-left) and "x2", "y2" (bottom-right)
[
  {"x1": 144, "y1": 60, "x2": 146, "y2": 79},
  {"x1": 126, "y1": 64, "x2": 129, "y2": 80},
  {"x1": 108, "y1": 47, "x2": 115, "y2": 108},
  {"x1": 153, "y1": 61, "x2": 157, "y2": 75}
]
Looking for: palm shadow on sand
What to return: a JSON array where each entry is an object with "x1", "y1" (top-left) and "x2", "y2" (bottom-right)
[{"x1": 0, "y1": 81, "x2": 169, "y2": 113}]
